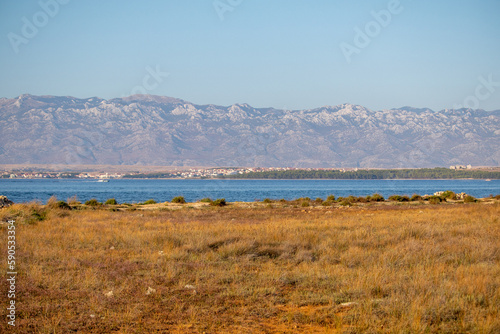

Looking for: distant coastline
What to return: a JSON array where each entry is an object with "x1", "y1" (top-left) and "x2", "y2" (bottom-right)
[
  {"x1": 219, "y1": 168, "x2": 500, "y2": 180},
  {"x1": 2, "y1": 167, "x2": 500, "y2": 180}
]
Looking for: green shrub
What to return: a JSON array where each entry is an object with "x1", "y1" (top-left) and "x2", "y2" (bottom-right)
[
  {"x1": 171, "y1": 196, "x2": 186, "y2": 204},
  {"x1": 85, "y1": 198, "x2": 101, "y2": 206},
  {"x1": 30, "y1": 210, "x2": 47, "y2": 222},
  {"x1": 428, "y1": 196, "x2": 442, "y2": 204},
  {"x1": 143, "y1": 199, "x2": 157, "y2": 205},
  {"x1": 464, "y1": 195, "x2": 477, "y2": 203},
  {"x1": 322, "y1": 201, "x2": 333, "y2": 206},
  {"x1": 55, "y1": 200, "x2": 71, "y2": 210},
  {"x1": 200, "y1": 197, "x2": 213, "y2": 203},
  {"x1": 339, "y1": 200, "x2": 351, "y2": 206},
  {"x1": 210, "y1": 198, "x2": 226, "y2": 207},
  {"x1": 340, "y1": 195, "x2": 369, "y2": 203},
  {"x1": 410, "y1": 194, "x2": 423, "y2": 201},
  {"x1": 389, "y1": 195, "x2": 410, "y2": 202},
  {"x1": 370, "y1": 193, "x2": 385, "y2": 202},
  {"x1": 314, "y1": 197, "x2": 323, "y2": 204},
  {"x1": 19, "y1": 204, "x2": 49, "y2": 224},
  {"x1": 356, "y1": 196, "x2": 368, "y2": 203},
  {"x1": 47, "y1": 196, "x2": 71, "y2": 210},
  {"x1": 440, "y1": 191, "x2": 456, "y2": 200},
  {"x1": 262, "y1": 198, "x2": 272, "y2": 203},
  {"x1": 105, "y1": 198, "x2": 118, "y2": 205},
  {"x1": 344, "y1": 196, "x2": 356, "y2": 204},
  {"x1": 326, "y1": 195, "x2": 335, "y2": 202},
  {"x1": 301, "y1": 201, "x2": 310, "y2": 207}
]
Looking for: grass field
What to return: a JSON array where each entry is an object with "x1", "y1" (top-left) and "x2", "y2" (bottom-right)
[{"x1": 1, "y1": 200, "x2": 499, "y2": 333}]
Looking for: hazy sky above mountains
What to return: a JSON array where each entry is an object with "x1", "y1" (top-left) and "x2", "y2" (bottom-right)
[{"x1": 1, "y1": 0, "x2": 499, "y2": 111}]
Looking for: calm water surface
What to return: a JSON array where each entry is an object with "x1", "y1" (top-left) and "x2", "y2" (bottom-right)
[{"x1": 1, "y1": 179, "x2": 499, "y2": 203}]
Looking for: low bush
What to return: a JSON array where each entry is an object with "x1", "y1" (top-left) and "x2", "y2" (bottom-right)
[
  {"x1": 171, "y1": 196, "x2": 186, "y2": 204},
  {"x1": 200, "y1": 198, "x2": 213, "y2": 203},
  {"x1": 210, "y1": 198, "x2": 226, "y2": 207},
  {"x1": 339, "y1": 199, "x2": 352, "y2": 206},
  {"x1": 370, "y1": 193, "x2": 385, "y2": 202},
  {"x1": 314, "y1": 197, "x2": 323, "y2": 204},
  {"x1": 326, "y1": 195, "x2": 335, "y2": 202},
  {"x1": 8, "y1": 202, "x2": 49, "y2": 224},
  {"x1": 410, "y1": 194, "x2": 423, "y2": 201},
  {"x1": 85, "y1": 198, "x2": 101, "y2": 206},
  {"x1": 46, "y1": 196, "x2": 71, "y2": 210},
  {"x1": 388, "y1": 195, "x2": 410, "y2": 202},
  {"x1": 143, "y1": 199, "x2": 157, "y2": 205},
  {"x1": 262, "y1": 198, "x2": 272, "y2": 203},
  {"x1": 55, "y1": 201, "x2": 71, "y2": 210},
  {"x1": 105, "y1": 198, "x2": 118, "y2": 205},
  {"x1": 440, "y1": 190, "x2": 456, "y2": 200},
  {"x1": 356, "y1": 196, "x2": 369, "y2": 203},
  {"x1": 342, "y1": 195, "x2": 369, "y2": 203},
  {"x1": 428, "y1": 196, "x2": 442, "y2": 204},
  {"x1": 344, "y1": 195, "x2": 358, "y2": 203},
  {"x1": 464, "y1": 195, "x2": 477, "y2": 203}
]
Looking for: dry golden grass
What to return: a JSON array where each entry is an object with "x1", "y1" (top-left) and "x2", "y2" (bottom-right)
[{"x1": 1, "y1": 201, "x2": 499, "y2": 333}]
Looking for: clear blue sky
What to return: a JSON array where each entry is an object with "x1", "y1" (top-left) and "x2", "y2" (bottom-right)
[{"x1": 1, "y1": 0, "x2": 499, "y2": 111}]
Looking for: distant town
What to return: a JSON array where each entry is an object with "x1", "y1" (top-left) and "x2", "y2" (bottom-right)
[
  {"x1": 1, "y1": 165, "x2": 498, "y2": 180},
  {"x1": 0, "y1": 167, "x2": 362, "y2": 180}
]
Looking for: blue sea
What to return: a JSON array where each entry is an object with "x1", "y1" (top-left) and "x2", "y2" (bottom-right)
[{"x1": 0, "y1": 179, "x2": 498, "y2": 204}]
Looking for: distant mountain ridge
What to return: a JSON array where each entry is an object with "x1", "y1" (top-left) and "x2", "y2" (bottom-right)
[{"x1": 0, "y1": 94, "x2": 498, "y2": 167}]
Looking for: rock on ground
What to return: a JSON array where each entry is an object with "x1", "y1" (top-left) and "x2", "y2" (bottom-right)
[{"x1": 0, "y1": 196, "x2": 14, "y2": 208}]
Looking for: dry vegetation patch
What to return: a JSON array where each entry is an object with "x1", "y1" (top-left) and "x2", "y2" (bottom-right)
[{"x1": 0, "y1": 203, "x2": 499, "y2": 333}]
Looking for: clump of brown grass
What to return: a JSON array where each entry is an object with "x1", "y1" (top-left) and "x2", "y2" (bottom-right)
[
  {"x1": 0, "y1": 202, "x2": 49, "y2": 225},
  {"x1": 0, "y1": 202, "x2": 499, "y2": 333}
]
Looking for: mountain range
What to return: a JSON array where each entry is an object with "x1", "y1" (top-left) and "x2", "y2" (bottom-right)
[{"x1": 0, "y1": 94, "x2": 498, "y2": 168}]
